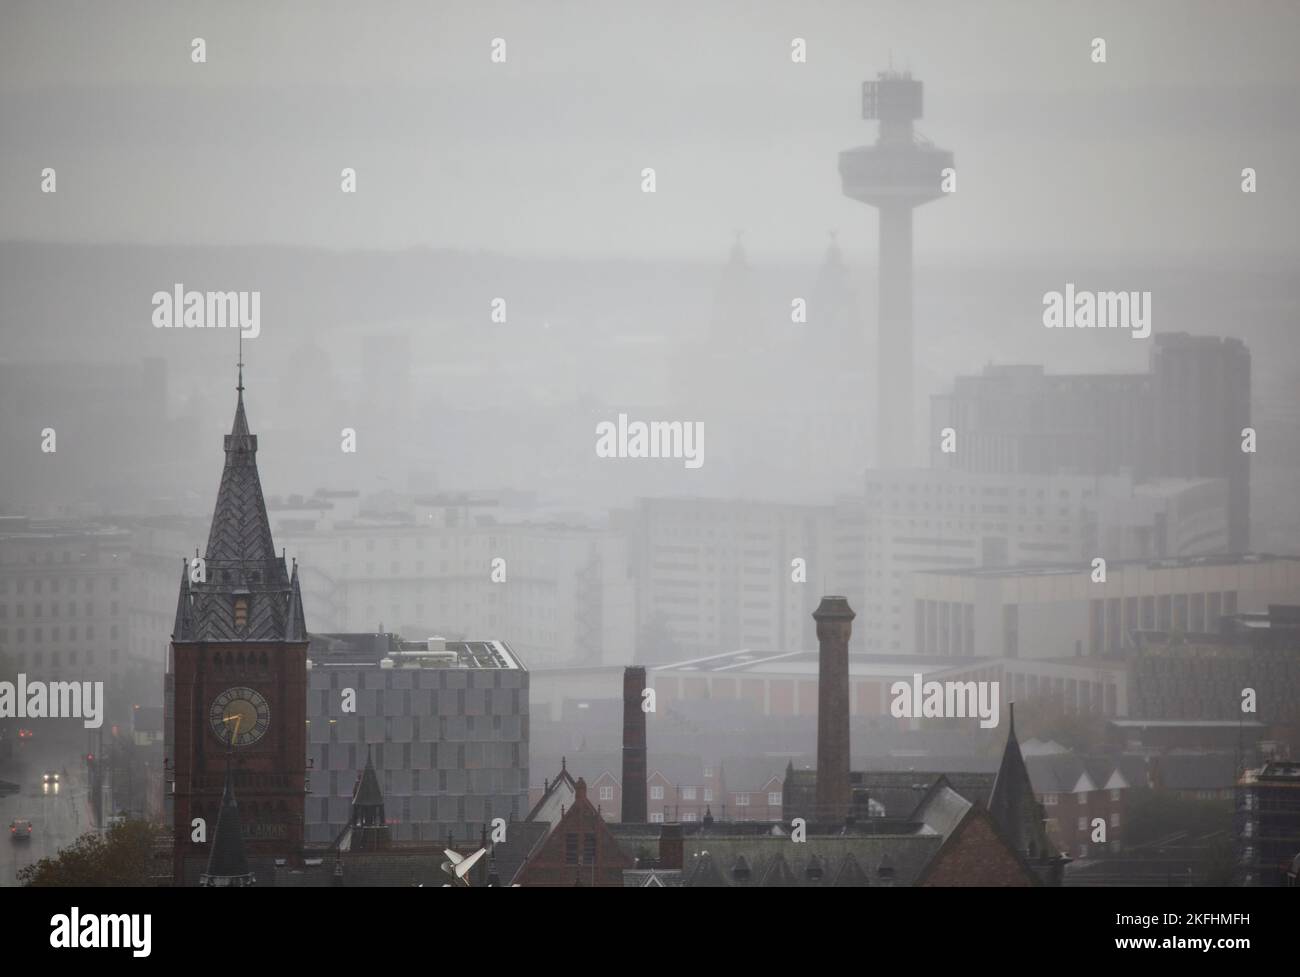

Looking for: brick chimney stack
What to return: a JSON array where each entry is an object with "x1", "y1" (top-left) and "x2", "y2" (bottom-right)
[
  {"x1": 814, "y1": 596, "x2": 855, "y2": 825},
  {"x1": 622, "y1": 665, "x2": 648, "y2": 824},
  {"x1": 658, "y1": 823, "x2": 683, "y2": 870}
]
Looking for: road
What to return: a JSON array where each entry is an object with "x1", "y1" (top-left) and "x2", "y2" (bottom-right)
[{"x1": 0, "y1": 766, "x2": 90, "y2": 886}]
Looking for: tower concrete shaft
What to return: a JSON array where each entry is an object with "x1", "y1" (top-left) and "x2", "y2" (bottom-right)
[{"x1": 840, "y1": 71, "x2": 952, "y2": 468}]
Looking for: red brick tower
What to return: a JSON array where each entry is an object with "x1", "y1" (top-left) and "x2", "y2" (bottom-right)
[{"x1": 167, "y1": 370, "x2": 308, "y2": 882}]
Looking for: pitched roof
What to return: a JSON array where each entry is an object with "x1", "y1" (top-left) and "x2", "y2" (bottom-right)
[
  {"x1": 666, "y1": 833, "x2": 944, "y2": 887},
  {"x1": 915, "y1": 804, "x2": 1041, "y2": 887},
  {"x1": 912, "y1": 779, "x2": 975, "y2": 837},
  {"x1": 178, "y1": 382, "x2": 298, "y2": 643},
  {"x1": 525, "y1": 758, "x2": 578, "y2": 824}
]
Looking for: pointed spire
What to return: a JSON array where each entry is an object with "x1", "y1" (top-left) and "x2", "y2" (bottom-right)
[
  {"x1": 347, "y1": 746, "x2": 390, "y2": 851},
  {"x1": 285, "y1": 561, "x2": 308, "y2": 642},
  {"x1": 353, "y1": 746, "x2": 385, "y2": 814},
  {"x1": 172, "y1": 559, "x2": 194, "y2": 641},
  {"x1": 206, "y1": 380, "x2": 276, "y2": 566},
  {"x1": 200, "y1": 748, "x2": 255, "y2": 887},
  {"x1": 988, "y1": 699, "x2": 1051, "y2": 860},
  {"x1": 230, "y1": 388, "x2": 250, "y2": 438}
]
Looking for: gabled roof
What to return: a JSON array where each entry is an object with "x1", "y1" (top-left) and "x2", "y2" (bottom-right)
[
  {"x1": 911, "y1": 778, "x2": 974, "y2": 837},
  {"x1": 1024, "y1": 754, "x2": 1089, "y2": 795},
  {"x1": 525, "y1": 758, "x2": 578, "y2": 825},
  {"x1": 915, "y1": 804, "x2": 1041, "y2": 887}
]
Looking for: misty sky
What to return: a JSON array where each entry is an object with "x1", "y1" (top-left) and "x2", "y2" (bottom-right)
[{"x1": 2, "y1": 0, "x2": 1298, "y2": 260}]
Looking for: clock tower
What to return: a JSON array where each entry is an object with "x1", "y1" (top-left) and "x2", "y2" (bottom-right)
[{"x1": 166, "y1": 371, "x2": 308, "y2": 882}]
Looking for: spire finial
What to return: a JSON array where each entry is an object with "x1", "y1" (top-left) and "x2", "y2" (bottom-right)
[{"x1": 237, "y1": 330, "x2": 245, "y2": 394}]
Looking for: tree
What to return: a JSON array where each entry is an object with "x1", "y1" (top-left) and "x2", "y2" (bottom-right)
[{"x1": 19, "y1": 819, "x2": 161, "y2": 886}]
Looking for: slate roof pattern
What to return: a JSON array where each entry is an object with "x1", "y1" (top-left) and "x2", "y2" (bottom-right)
[{"x1": 173, "y1": 383, "x2": 300, "y2": 643}]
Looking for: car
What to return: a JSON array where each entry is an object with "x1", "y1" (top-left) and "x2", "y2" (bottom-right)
[
  {"x1": 9, "y1": 819, "x2": 33, "y2": 842},
  {"x1": 42, "y1": 771, "x2": 59, "y2": 784},
  {"x1": 17, "y1": 729, "x2": 34, "y2": 740},
  {"x1": 42, "y1": 770, "x2": 61, "y2": 794}
]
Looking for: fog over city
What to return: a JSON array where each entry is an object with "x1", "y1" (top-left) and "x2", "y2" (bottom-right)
[{"x1": 1, "y1": 0, "x2": 1299, "y2": 901}]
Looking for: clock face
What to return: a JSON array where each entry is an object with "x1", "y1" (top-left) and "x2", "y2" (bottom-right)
[{"x1": 209, "y1": 687, "x2": 271, "y2": 747}]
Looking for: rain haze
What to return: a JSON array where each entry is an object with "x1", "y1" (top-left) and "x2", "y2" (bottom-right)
[{"x1": 1, "y1": 0, "x2": 1299, "y2": 905}]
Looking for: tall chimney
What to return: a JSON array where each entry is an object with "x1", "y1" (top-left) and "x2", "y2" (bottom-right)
[
  {"x1": 814, "y1": 596, "x2": 855, "y2": 825},
  {"x1": 621, "y1": 665, "x2": 648, "y2": 824}
]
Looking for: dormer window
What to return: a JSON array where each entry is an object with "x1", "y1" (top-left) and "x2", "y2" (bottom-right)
[{"x1": 234, "y1": 598, "x2": 249, "y2": 629}]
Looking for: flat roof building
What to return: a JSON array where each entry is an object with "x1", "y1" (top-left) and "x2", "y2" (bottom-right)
[
  {"x1": 912, "y1": 553, "x2": 1300, "y2": 661},
  {"x1": 305, "y1": 632, "x2": 529, "y2": 846}
]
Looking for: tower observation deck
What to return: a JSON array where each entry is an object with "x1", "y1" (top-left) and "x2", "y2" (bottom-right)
[{"x1": 840, "y1": 71, "x2": 953, "y2": 468}]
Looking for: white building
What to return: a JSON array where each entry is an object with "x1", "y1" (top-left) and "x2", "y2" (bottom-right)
[
  {"x1": 833, "y1": 469, "x2": 1229, "y2": 654},
  {"x1": 272, "y1": 493, "x2": 636, "y2": 669},
  {"x1": 911, "y1": 553, "x2": 1300, "y2": 660}
]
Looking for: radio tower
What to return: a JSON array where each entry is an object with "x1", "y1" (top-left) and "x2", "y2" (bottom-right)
[{"x1": 840, "y1": 70, "x2": 952, "y2": 468}]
